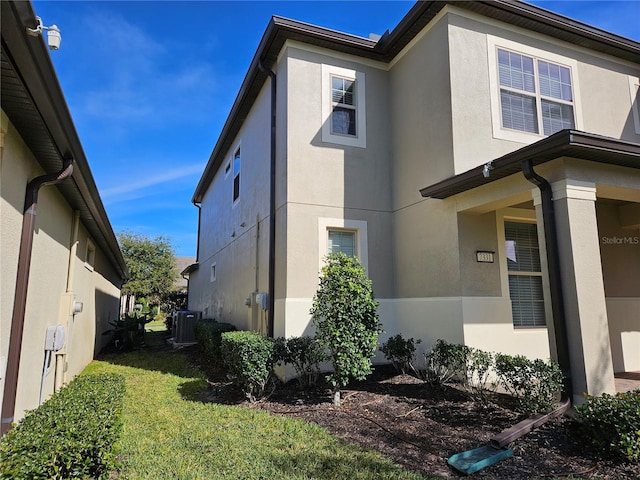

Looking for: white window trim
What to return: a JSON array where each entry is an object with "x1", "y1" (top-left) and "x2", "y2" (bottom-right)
[
  {"x1": 629, "y1": 75, "x2": 640, "y2": 135},
  {"x1": 321, "y1": 64, "x2": 367, "y2": 148},
  {"x1": 210, "y1": 262, "x2": 217, "y2": 283},
  {"x1": 318, "y1": 217, "x2": 368, "y2": 273},
  {"x1": 487, "y1": 35, "x2": 583, "y2": 143},
  {"x1": 85, "y1": 239, "x2": 95, "y2": 272},
  {"x1": 224, "y1": 160, "x2": 231, "y2": 178}
]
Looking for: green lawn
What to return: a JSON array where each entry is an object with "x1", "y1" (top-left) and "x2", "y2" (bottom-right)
[
  {"x1": 145, "y1": 319, "x2": 167, "y2": 332},
  {"x1": 85, "y1": 331, "x2": 432, "y2": 480}
]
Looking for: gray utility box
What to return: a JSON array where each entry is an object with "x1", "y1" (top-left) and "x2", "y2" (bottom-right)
[{"x1": 172, "y1": 310, "x2": 202, "y2": 344}]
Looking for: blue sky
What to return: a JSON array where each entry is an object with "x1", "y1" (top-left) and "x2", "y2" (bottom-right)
[{"x1": 31, "y1": 1, "x2": 639, "y2": 257}]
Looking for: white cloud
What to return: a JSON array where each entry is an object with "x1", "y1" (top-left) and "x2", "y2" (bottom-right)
[{"x1": 101, "y1": 163, "x2": 204, "y2": 202}]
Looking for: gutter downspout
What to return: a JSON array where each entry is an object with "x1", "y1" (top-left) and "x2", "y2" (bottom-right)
[
  {"x1": 258, "y1": 60, "x2": 276, "y2": 338},
  {"x1": 1, "y1": 158, "x2": 74, "y2": 436},
  {"x1": 521, "y1": 159, "x2": 572, "y2": 400}
]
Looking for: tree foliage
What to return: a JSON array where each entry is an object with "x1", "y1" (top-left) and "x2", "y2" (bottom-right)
[
  {"x1": 310, "y1": 252, "x2": 382, "y2": 405},
  {"x1": 118, "y1": 232, "x2": 177, "y2": 304}
]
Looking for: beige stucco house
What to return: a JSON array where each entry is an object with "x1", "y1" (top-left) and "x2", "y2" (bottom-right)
[
  {"x1": 1, "y1": 0, "x2": 127, "y2": 433},
  {"x1": 187, "y1": 0, "x2": 640, "y2": 404}
]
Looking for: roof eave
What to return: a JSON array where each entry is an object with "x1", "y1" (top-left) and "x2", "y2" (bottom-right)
[
  {"x1": 2, "y1": 0, "x2": 128, "y2": 280},
  {"x1": 420, "y1": 130, "x2": 640, "y2": 199},
  {"x1": 191, "y1": 16, "x2": 383, "y2": 203},
  {"x1": 192, "y1": 0, "x2": 640, "y2": 203}
]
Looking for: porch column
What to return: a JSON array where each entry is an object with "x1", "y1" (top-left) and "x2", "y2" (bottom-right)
[{"x1": 551, "y1": 179, "x2": 616, "y2": 403}]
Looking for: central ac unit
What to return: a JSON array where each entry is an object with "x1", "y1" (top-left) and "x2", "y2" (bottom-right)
[{"x1": 172, "y1": 310, "x2": 202, "y2": 344}]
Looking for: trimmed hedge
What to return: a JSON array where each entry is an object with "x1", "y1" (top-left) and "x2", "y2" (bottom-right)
[
  {"x1": 0, "y1": 373, "x2": 126, "y2": 479},
  {"x1": 194, "y1": 319, "x2": 237, "y2": 359},
  {"x1": 221, "y1": 331, "x2": 274, "y2": 401},
  {"x1": 577, "y1": 389, "x2": 640, "y2": 461}
]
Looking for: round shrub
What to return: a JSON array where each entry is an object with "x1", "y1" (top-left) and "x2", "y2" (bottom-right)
[{"x1": 221, "y1": 331, "x2": 274, "y2": 401}]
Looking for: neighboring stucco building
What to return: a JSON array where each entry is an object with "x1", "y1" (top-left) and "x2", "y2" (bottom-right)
[
  {"x1": 1, "y1": 0, "x2": 127, "y2": 433},
  {"x1": 187, "y1": 0, "x2": 640, "y2": 403}
]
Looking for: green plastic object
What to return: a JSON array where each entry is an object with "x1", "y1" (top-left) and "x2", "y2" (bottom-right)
[{"x1": 447, "y1": 445, "x2": 514, "y2": 475}]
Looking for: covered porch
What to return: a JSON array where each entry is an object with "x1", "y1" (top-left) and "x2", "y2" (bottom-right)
[
  {"x1": 616, "y1": 371, "x2": 640, "y2": 393},
  {"x1": 421, "y1": 130, "x2": 640, "y2": 404}
]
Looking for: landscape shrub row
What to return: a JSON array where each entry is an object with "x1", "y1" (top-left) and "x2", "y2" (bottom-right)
[
  {"x1": 216, "y1": 332, "x2": 326, "y2": 401},
  {"x1": 206, "y1": 253, "x2": 381, "y2": 406},
  {"x1": 380, "y1": 336, "x2": 563, "y2": 413},
  {"x1": 0, "y1": 373, "x2": 125, "y2": 479},
  {"x1": 209, "y1": 327, "x2": 639, "y2": 464}
]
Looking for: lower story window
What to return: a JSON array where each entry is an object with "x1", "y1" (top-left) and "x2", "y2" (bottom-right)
[
  {"x1": 505, "y1": 221, "x2": 546, "y2": 327},
  {"x1": 328, "y1": 229, "x2": 356, "y2": 257}
]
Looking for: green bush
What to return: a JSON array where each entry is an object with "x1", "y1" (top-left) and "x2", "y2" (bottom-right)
[
  {"x1": 104, "y1": 305, "x2": 151, "y2": 351},
  {"x1": 420, "y1": 340, "x2": 494, "y2": 404},
  {"x1": 221, "y1": 331, "x2": 275, "y2": 401},
  {"x1": 464, "y1": 348, "x2": 495, "y2": 404},
  {"x1": 422, "y1": 340, "x2": 469, "y2": 386},
  {"x1": 0, "y1": 373, "x2": 125, "y2": 479},
  {"x1": 194, "y1": 319, "x2": 237, "y2": 359},
  {"x1": 380, "y1": 334, "x2": 421, "y2": 375},
  {"x1": 274, "y1": 336, "x2": 326, "y2": 387},
  {"x1": 494, "y1": 353, "x2": 563, "y2": 413},
  {"x1": 310, "y1": 253, "x2": 382, "y2": 405},
  {"x1": 576, "y1": 389, "x2": 640, "y2": 461}
]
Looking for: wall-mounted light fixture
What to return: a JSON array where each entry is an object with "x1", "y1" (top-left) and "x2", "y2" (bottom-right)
[
  {"x1": 476, "y1": 250, "x2": 495, "y2": 263},
  {"x1": 26, "y1": 16, "x2": 61, "y2": 50}
]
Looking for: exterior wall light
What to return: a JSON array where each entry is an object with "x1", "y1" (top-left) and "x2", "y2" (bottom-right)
[
  {"x1": 26, "y1": 16, "x2": 61, "y2": 51},
  {"x1": 482, "y1": 161, "x2": 494, "y2": 178}
]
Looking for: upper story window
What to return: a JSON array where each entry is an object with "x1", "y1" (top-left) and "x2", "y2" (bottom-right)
[
  {"x1": 85, "y1": 239, "x2": 95, "y2": 271},
  {"x1": 321, "y1": 64, "x2": 366, "y2": 148},
  {"x1": 498, "y1": 48, "x2": 575, "y2": 136},
  {"x1": 487, "y1": 36, "x2": 582, "y2": 144},
  {"x1": 331, "y1": 76, "x2": 356, "y2": 136},
  {"x1": 232, "y1": 147, "x2": 240, "y2": 203}
]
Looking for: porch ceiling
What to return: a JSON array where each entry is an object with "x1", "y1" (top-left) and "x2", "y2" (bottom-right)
[{"x1": 420, "y1": 130, "x2": 640, "y2": 200}]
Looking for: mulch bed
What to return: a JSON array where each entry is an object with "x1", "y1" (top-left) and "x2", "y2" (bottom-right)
[{"x1": 191, "y1": 349, "x2": 639, "y2": 479}]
